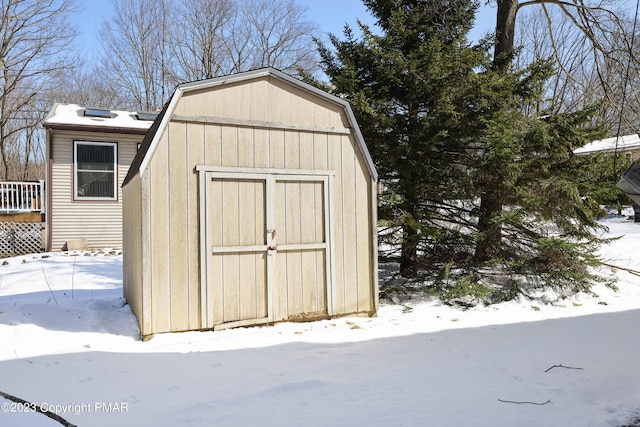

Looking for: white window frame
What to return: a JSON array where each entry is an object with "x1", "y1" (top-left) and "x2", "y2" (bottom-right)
[{"x1": 73, "y1": 140, "x2": 118, "y2": 201}]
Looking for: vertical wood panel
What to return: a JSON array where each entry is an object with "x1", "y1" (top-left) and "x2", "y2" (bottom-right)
[
  {"x1": 341, "y1": 135, "x2": 358, "y2": 313},
  {"x1": 149, "y1": 132, "x2": 171, "y2": 332},
  {"x1": 169, "y1": 122, "x2": 189, "y2": 331},
  {"x1": 239, "y1": 253, "x2": 257, "y2": 319},
  {"x1": 274, "y1": 181, "x2": 287, "y2": 320},
  {"x1": 313, "y1": 133, "x2": 328, "y2": 170},
  {"x1": 222, "y1": 179, "x2": 240, "y2": 321},
  {"x1": 284, "y1": 181, "x2": 302, "y2": 315},
  {"x1": 222, "y1": 180, "x2": 239, "y2": 245},
  {"x1": 204, "y1": 124, "x2": 222, "y2": 166},
  {"x1": 187, "y1": 123, "x2": 205, "y2": 329},
  {"x1": 354, "y1": 146, "x2": 374, "y2": 312},
  {"x1": 285, "y1": 251, "x2": 303, "y2": 315},
  {"x1": 284, "y1": 131, "x2": 300, "y2": 169},
  {"x1": 299, "y1": 132, "x2": 314, "y2": 169},
  {"x1": 238, "y1": 127, "x2": 254, "y2": 167},
  {"x1": 313, "y1": 132, "x2": 331, "y2": 313},
  {"x1": 284, "y1": 181, "x2": 301, "y2": 245},
  {"x1": 302, "y1": 182, "x2": 323, "y2": 313},
  {"x1": 221, "y1": 126, "x2": 238, "y2": 167},
  {"x1": 122, "y1": 176, "x2": 143, "y2": 330},
  {"x1": 327, "y1": 134, "x2": 345, "y2": 313},
  {"x1": 299, "y1": 182, "x2": 316, "y2": 244},
  {"x1": 238, "y1": 180, "x2": 257, "y2": 245},
  {"x1": 269, "y1": 130, "x2": 285, "y2": 168},
  {"x1": 254, "y1": 128, "x2": 269, "y2": 168},
  {"x1": 141, "y1": 172, "x2": 153, "y2": 334},
  {"x1": 208, "y1": 180, "x2": 224, "y2": 324},
  {"x1": 301, "y1": 249, "x2": 318, "y2": 313},
  {"x1": 222, "y1": 252, "x2": 240, "y2": 321}
]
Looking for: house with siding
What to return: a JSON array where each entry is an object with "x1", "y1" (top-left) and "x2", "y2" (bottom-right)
[
  {"x1": 43, "y1": 104, "x2": 155, "y2": 251},
  {"x1": 573, "y1": 134, "x2": 640, "y2": 159}
]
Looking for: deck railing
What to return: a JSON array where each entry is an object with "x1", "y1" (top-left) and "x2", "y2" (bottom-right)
[{"x1": 0, "y1": 180, "x2": 45, "y2": 213}]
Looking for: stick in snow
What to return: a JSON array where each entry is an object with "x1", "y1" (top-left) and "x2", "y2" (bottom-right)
[
  {"x1": 0, "y1": 390, "x2": 77, "y2": 427},
  {"x1": 41, "y1": 267, "x2": 58, "y2": 304},
  {"x1": 601, "y1": 262, "x2": 640, "y2": 277},
  {"x1": 545, "y1": 364, "x2": 584, "y2": 373},
  {"x1": 498, "y1": 398, "x2": 552, "y2": 405}
]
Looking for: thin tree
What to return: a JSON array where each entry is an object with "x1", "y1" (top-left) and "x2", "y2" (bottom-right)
[
  {"x1": 99, "y1": 0, "x2": 176, "y2": 111},
  {"x1": 240, "y1": 0, "x2": 320, "y2": 75},
  {"x1": 48, "y1": 58, "x2": 129, "y2": 109},
  {"x1": 170, "y1": 0, "x2": 235, "y2": 81},
  {"x1": 0, "y1": 0, "x2": 78, "y2": 180}
]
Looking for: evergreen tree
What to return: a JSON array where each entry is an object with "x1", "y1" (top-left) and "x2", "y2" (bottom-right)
[
  {"x1": 318, "y1": 0, "x2": 483, "y2": 277},
  {"x1": 460, "y1": 57, "x2": 609, "y2": 293},
  {"x1": 319, "y1": 0, "x2": 611, "y2": 298}
]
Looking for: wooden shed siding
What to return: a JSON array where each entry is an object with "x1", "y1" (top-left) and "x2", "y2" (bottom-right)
[
  {"x1": 132, "y1": 73, "x2": 377, "y2": 335},
  {"x1": 174, "y1": 76, "x2": 349, "y2": 131},
  {"x1": 187, "y1": 123, "x2": 205, "y2": 329},
  {"x1": 148, "y1": 132, "x2": 171, "y2": 332},
  {"x1": 326, "y1": 133, "x2": 346, "y2": 313},
  {"x1": 168, "y1": 122, "x2": 190, "y2": 331},
  {"x1": 355, "y1": 146, "x2": 375, "y2": 312},
  {"x1": 122, "y1": 175, "x2": 143, "y2": 328},
  {"x1": 49, "y1": 130, "x2": 141, "y2": 250},
  {"x1": 143, "y1": 122, "x2": 373, "y2": 331}
]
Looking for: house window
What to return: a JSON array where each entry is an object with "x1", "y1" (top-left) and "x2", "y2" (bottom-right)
[{"x1": 74, "y1": 141, "x2": 117, "y2": 200}]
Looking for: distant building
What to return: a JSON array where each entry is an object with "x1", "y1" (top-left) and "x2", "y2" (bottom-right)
[
  {"x1": 573, "y1": 134, "x2": 640, "y2": 159},
  {"x1": 43, "y1": 104, "x2": 156, "y2": 251}
]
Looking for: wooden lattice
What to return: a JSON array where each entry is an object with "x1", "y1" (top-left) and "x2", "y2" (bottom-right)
[{"x1": 0, "y1": 222, "x2": 44, "y2": 257}]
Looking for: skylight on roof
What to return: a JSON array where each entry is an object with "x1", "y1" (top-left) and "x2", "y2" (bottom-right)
[
  {"x1": 84, "y1": 108, "x2": 111, "y2": 118},
  {"x1": 135, "y1": 112, "x2": 158, "y2": 121}
]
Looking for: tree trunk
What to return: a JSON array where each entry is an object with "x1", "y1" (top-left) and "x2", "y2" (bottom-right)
[
  {"x1": 474, "y1": 189, "x2": 502, "y2": 262},
  {"x1": 400, "y1": 213, "x2": 419, "y2": 277},
  {"x1": 474, "y1": 0, "x2": 519, "y2": 262},
  {"x1": 399, "y1": 180, "x2": 420, "y2": 277},
  {"x1": 495, "y1": 0, "x2": 519, "y2": 64}
]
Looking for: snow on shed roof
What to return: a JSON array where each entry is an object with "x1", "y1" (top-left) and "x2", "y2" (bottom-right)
[
  {"x1": 573, "y1": 133, "x2": 640, "y2": 155},
  {"x1": 43, "y1": 103, "x2": 156, "y2": 132}
]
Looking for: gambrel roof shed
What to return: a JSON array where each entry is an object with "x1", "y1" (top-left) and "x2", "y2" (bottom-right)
[{"x1": 122, "y1": 68, "x2": 378, "y2": 337}]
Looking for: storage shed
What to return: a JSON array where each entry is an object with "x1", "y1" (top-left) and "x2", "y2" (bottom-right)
[{"x1": 122, "y1": 68, "x2": 378, "y2": 336}]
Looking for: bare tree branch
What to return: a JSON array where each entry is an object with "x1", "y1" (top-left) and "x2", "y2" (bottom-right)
[
  {"x1": 0, "y1": 0, "x2": 78, "y2": 179},
  {"x1": 498, "y1": 398, "x2": 553, "y2": 405}
]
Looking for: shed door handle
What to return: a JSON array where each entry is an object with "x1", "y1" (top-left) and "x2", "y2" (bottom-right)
[{"x1": 267, "y1": 229, "x2": 277, "y2": 251}]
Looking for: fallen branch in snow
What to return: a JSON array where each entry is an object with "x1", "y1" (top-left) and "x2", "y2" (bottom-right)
[
  {"x1": 0, "y1": 390, "x2": 76, "y2": 427},
  {"x1": 601, "y1": 262, "x2": 640, "y2": 277},
  {"x1": 498, "y1": 398, "x2": 552, "y2": 405},
  {"x1": 544, "y1": 364, "x2": 584, "y2": 373},
  {"x1": 13, "y1": 350, "x2": 33, "y2": 365},
  {"x1": 41, "y1": 267, "x2": 58, "y2": 304}
]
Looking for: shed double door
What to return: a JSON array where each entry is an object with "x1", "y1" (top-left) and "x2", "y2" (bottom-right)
[{"x1": 202, "y1": 169, "x2": 333, "y2": 329}]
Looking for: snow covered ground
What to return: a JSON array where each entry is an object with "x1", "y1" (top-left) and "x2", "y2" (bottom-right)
[{"x1": 1, "y1": 215, "x2": 640, "y2": 426}]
